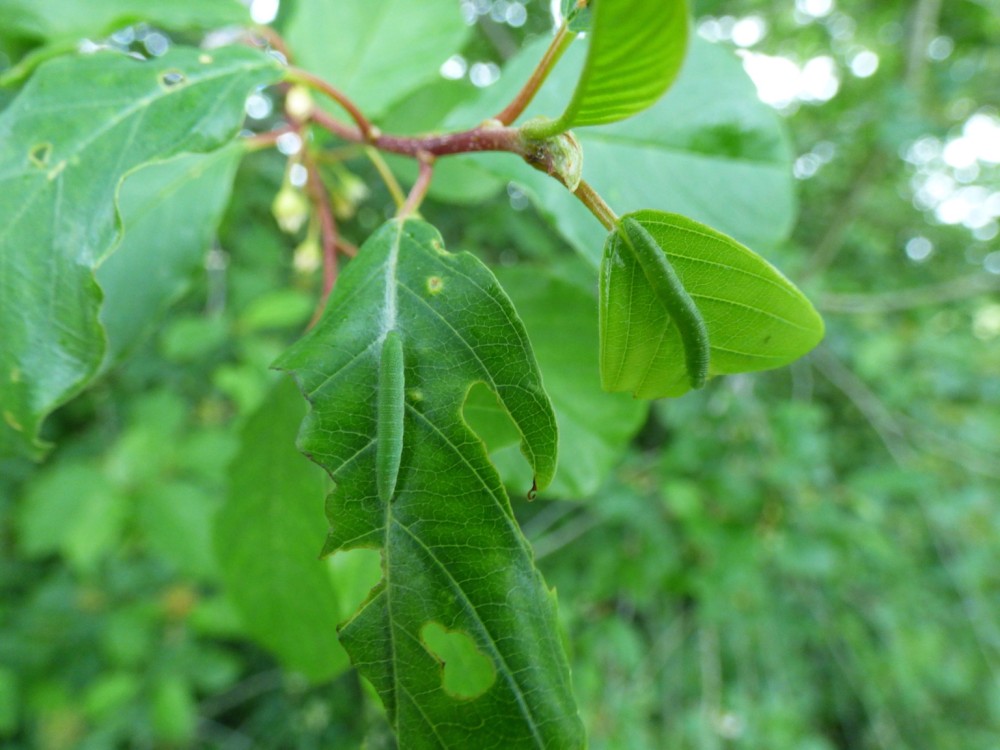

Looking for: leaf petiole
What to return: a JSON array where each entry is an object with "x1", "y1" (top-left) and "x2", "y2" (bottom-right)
[
  {"x1": 365, "y1": 147, "x2": 407, "y2": 209},
  {"x1": 399, "y1": 154, "x2": 435, "y2": 218},
  {"x1": 573, "y1": 180, "x2": 618, "y2": 230}
]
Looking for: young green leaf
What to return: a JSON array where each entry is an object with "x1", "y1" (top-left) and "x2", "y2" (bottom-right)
[
  {"x1": 526, "y1": 0, "x2": 690, "y2": 137},
  {"x1": 277, "y1": 218, "x2": 584, "y2": 748},
  {"x1": 600, "y1": 210, "x2": 824, "y2": 398},
  {"x1": 0, "y1": 46, "x2": 281, "y2": 459}
]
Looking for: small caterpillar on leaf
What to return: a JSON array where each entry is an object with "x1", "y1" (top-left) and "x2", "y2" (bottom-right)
[
  {"x1": 376, "y1": 330, "x2": 405, "y2": 502},
  {"x1": 618, "y1": 216, "x2": 710, "y2": 389}
]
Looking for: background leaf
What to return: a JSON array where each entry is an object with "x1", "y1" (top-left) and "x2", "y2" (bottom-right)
[
  {"x1": 560, "y1": 0, "x2": 593, "y2": 32},
  {"x1": 0, "y1": 46, "x2": 280, "y2": 458},
  {"x1": 441, "y1": 37, "x2": 795, "y2": 264},
  {"x1": 98, "y1": 146, "x2": 243, "y2": 368},
  {"x1": 284, "y1": 0, "x2": 470, "y2": 119},
  {"x1": 0, "y1": 0, "x2": 249, "y2": 42},
  {"x1": 216, "y1": 378, "x2": 352, "y2": 683},
  {"x1": 600, "y1": 210, "x2": 824, "y2": 398},
  {"x1": 277, "y1": 218, "x2": 584, "y2": 748},
  {"x1": 536, "y1": 0, "x2": 689, "y2": 134}
]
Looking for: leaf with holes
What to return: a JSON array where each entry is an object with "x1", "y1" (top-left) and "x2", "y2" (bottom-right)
[
  {"x1": 276, "y1": 218, "x2": 584, "y2": 748},
  {"x1": 465, "y1": 260, "x2": 649, "y2": 498},
  {"x1": 0, "y1": 46, "x2": 281, "y2": 458},
  {"x1": 526, "y1": 0, "x2": 689, "y2": 137},
  {"x1": 600, "y1": 210, "x2": 824, "y2": 398}
]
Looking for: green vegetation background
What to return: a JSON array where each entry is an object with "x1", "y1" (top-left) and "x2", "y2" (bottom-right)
[{"x1": 1, "y1": 0, "x2": 998, "y2": 748}]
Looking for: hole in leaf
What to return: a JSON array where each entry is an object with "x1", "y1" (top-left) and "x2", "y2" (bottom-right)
[
  {"x1": 420, "y1": 622, "x2": 495, "y2": 700},
  {"x1": 29, "y1": 143, "x2": 52, "y2": 168},
  {"x1": 462, "y1": 383, "x2": 532, "y2": 491},
  {"x1": 158, "y1": 69, "x2": 187, "y2": 88},
  {"x1": 325, "y1": 547, "x2": 382, "y2": 617}
]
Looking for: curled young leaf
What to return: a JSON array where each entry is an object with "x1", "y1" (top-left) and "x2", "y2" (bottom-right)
[
  {"x1": 616, "y1": 216, "x2": 709, "y2": 389},
  {"x1": 600, "y1": 211, "x2": 824, "y2": 398}
]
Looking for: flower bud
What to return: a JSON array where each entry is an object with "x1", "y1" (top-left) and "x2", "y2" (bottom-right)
[{"x1": 272, "y1": 185, "x2": 310, "y2": 234}]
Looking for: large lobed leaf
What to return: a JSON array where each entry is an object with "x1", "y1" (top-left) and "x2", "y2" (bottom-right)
[
  {"x1": 531, "y1": 0, "x2": 689, "y2": 136},
  {"x1": 0, "y1": 46, "x2": 281, "y2": 458},
  {"x1": 276, "y1": 219, "x2": 584, "y2": 748},
  {"x1": 600, "y1": 210, "x2": 825, "y2": 398}
]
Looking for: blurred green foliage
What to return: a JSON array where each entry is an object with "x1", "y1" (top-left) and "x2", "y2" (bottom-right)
[{"x1": 1, "y1": 0, "x2": 998, "y2": 747}]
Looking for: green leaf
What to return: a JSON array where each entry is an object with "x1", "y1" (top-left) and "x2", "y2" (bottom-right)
[
  {"x1": 17, "y1": 462, "x2": 127, "y2": 571},
  {"x1": 0, "y1": 46, "x2": 280, "y2": 458},
  {"x1": 285, "y1": 0, "x2": 470, "y2": 119},
  {"x1": 276, "y1": 219, "x2": 584, "y2": 747},
  {"x1": 0, "y1": 0, "x2": 249, "y2": 42},
  {"x1": 139, "y1": 483, "x2": 218, "y2": 581},
  {"x1": 150, "y1": 676, "x2": 196, "y2": 744},
  {"x1": 600, "y1": 210, "x2": 824, "y2": 398},
  {"x1": 529, "y1": 0, "x2": 689, "y2": 136},
  {"x1": 466, "y1": 261, "x2": 648, "y2": 498},
  {"x1": 216, "y1": 378, "x2": 350, "y2": 683},
  {"x1": 0, "y1": 666, "x2": 18, "y2": 736},
  {"x1": 560, "y1": 0, "x2": 592, "y2": 32},
  {"x1": 0, "y1": 0, "x2": 253, "y2": 86},
  {"x1": 445, "y1": 37, "x2": 796, "y2": 263},
  {"x1": 98, "y1": 146, "x2": 243, "y2": 367}
]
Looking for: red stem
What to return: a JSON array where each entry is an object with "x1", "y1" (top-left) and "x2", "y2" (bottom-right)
[
  {"x1": 494, "y1": 21, "x2": 574, "y2": 126},
  {"x1": 304, "y1": 155, "x2": 339, "y2": 313},
  {"x1": 243, "y1": 124, "x2": 295, "y2": 151},
  {"x1": 374, "y1": 127, "x2": 528, "y2": 159},
  {"x1": 251, "y1": 25, "x2": 293, "y2": 62},
  {"x1": 290, "y1": 67, "x2": 375, "y2": 140},
  {"x1": 336, "y1": 237, "x2": 358, "y2": 258},
  {"x1": 310, "y1": 109, "x2": 361, "y2": 141}
]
